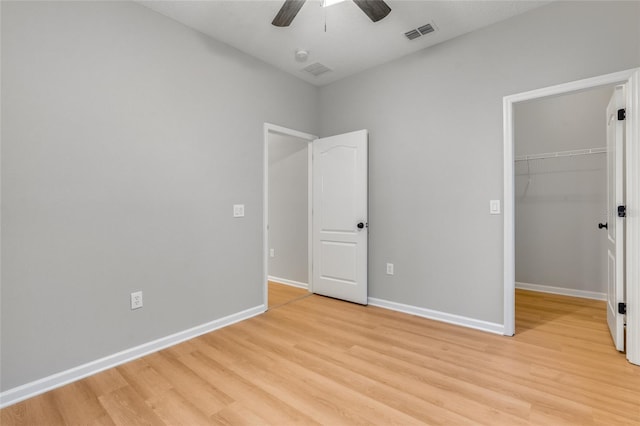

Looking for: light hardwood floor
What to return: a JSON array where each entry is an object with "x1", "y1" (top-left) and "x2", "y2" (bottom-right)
[
  {"x1": 267, "y1": 281, "x2": 309, "y2": 309},
  {"x1": 2, "y1": 289, "x2": 639, "y2": 425}
]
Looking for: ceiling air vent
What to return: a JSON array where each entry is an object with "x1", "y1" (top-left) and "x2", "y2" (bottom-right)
[
  {"x1": 417, "y1": 23, "x2": 434, "y2": 35},
  {"x1": 404, "y1": 22, "x2": 436, "y2": 40},
  {"x1": 302, "y1": 62, "x2": 332, "y2": 77},
  {"x1": 404, "y1": 29, "x2": 421, "y2": 40}
]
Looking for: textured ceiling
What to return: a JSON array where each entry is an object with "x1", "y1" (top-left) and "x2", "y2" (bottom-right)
[{"x1": 140, "y1": 0, "x2": 551, "y2": 86}]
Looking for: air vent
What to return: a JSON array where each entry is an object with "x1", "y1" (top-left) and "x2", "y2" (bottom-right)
[
  {"x1": 302, "y1": 62, "x2": 332, "y2": 77},
  {"x1": 404, "y1": 22, "x2": 436, "y2": 40},
  {"x1": 417, "y1": 24, "x2": 434, "y2": 35},
  {"x1": 404, "y1": 29, "x2": 421, "y2": 40}
]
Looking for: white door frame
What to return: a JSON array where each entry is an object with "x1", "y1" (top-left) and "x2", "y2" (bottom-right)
[
  {"x1": 263, "y1": 123, "x2": 317, "y2": 308},
  {"x1": 503, "y1": 68, "x2": 640, "y2": 365}
]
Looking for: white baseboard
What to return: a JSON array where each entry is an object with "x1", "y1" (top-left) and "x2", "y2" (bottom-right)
[
  {"x1": 0, "y1": 304, "x2": 266, "y2": 409},
  {"x1": 368, "y1": 297, "x2": 504, "y2": 335},
  {"x1": 268, "y1": 275, "x2": 308, "y2": 289},
  {"x1": 516, "y1": 282, "x2": 606, "y2": 301}
]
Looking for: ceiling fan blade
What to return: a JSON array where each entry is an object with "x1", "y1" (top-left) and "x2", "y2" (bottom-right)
[
  {"x1": 272, "y1": 0, "x2": 307, "y2": 27},
  {"x1": 352, "y1": 0, "x2": 391, "y2": 23}
]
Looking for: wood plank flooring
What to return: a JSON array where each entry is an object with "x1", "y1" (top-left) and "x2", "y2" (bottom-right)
[
  {"x1": 2, "y1": 289, "x2": 639, "y2": 425},
  {"x1": 267, "y1": 281, "x2": 309, "y2": 309}
]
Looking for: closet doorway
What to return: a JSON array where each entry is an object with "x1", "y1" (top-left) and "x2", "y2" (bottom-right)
[
  {"x1": 513, "y1": 85, "x2": 616, "y2": 343},
  {"x1": 514, "y1": 87, "x2": 614, "y2": 299},
  {"x1": 503, "y1": 68, "x2": 640, "y2": 366}
]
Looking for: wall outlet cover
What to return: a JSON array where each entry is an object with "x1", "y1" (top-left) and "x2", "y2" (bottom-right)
[
  {"x1": 131, "y1": 291, "x2": 143, "y2": 310},
  {"x1": 233, "y1": 204, "x2": 245, "y2": 217}
]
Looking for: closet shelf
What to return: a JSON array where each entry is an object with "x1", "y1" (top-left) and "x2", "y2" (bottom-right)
[{"x1": 515, "y1": 147, "x2": 606, "y2": 162}]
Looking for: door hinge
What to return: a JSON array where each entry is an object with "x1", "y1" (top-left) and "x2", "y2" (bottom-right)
[
  {"x1": 618, "y1": 302, "x2": 627, "y2": 315},
  {"x1": 617, "y1": 108, "x2": 626, "y2": 121},
  {"x1": 618, "y1": 205, "x2": 627, "y2": 218}
]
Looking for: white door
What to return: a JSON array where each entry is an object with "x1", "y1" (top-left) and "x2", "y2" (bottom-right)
[
  {"x1": 312, "y1": 130, "x2": 368, "y2": 304},
  {"x1": 606, "y1": 86, "x2": 625, "y2": 352}
]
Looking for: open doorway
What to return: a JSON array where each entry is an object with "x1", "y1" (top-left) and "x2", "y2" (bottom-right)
[
  {"x1": 503, "y1": 68, "x2": 640, "y2": 366},
  {"x1": 263, "y1": 124, "x2": 370, "y2": 308},
  {"x1": 513, "y1": 85, "x2": 616, "y2": 341},
  {"x1": 263, "y1": 124, "x2": 316, "y2": 309}
]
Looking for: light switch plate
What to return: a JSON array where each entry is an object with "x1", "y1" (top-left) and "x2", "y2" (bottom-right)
[
  {"x1": 490, "y1": 200, "x2": 501, "y2": 215},
  {"x1": 386, "y1": 263, "x2": 394, "y2": 275},
  {"x1": 233, "y1": 204, "x2": 245, "y2": 217}
]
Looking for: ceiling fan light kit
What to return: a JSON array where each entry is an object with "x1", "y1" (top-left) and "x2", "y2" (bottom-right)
[{"x1": 272, "y1": 0, "x2": 391, "y2": 27}]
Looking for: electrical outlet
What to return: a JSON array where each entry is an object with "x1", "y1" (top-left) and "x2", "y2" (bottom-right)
[
  {"x1": 131, "y1": 291, "x2": 143, "y2": 310},
  {"x1": 386, "y1": 263, "x2": 394, "y2": 275},
  {"x1": 269, "y1": 248, "x2": 275, "y2": 258},
  {"x1": 233, "y1": 204, "x2": 245, "y2": 217}
]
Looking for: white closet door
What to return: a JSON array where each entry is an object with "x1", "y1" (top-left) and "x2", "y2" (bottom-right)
[{"x1": 606, "y1": 86, "x2": 625, "y2": 352}]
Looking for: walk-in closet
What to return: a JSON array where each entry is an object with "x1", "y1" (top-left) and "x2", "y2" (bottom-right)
[{"x1": 514, "y1": 85, "x2": 618, "y2": 331}]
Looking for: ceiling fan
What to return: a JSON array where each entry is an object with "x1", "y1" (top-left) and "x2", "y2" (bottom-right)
[{"x1": 272, "y1": 0, "x2": 391, "y2": 27}]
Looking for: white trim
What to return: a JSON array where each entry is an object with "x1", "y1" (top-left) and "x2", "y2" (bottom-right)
[
  {"x1": 625, "y1": 70, "x2": 640, "y2": 365},
  {"x1": 503, "y1": 68, "x2": 640, "y2": 366},
  {"x1": 264, "y1": 123, "x2": 316, "y2": 141},
  {"x1": 0, "y1": 305, "x2": 265, "y2": 409},
  {"x1": 516, "y1": 282, "x2": 606, "y2": 301},
  {"x1": 307, "y1": 138, "x2": 314, "y2": 294},
  {"x1": 503, "y1": 94, "x2": 516, "y2": 336},
  {"x1": 505, "y1": 69, "x2": 637, "y2": 104},
  {"x1": 268, "y1": 275, "x2": 309, "y2": 289},
  {"x1": 503, "y1": 69, "x2": 637, "y2": 336},
  {"x1": 263, "y1": 124, "x2": 317, "y2": 309},
  {"x1": 368, "y1": 298, "x2": 504, "y2": 335}
]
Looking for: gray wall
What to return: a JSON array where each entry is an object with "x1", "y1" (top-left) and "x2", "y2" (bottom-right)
[
  {"x1": 2, "y1": 0, "x2": 639, "y2": 394},
  {"x1": 319, "y1": 1, "x2": 640, "y2": 324},
  {"x1": 1, "y1": 1, "x2": 318, "y2": 391},
  {"x1": 268, "y1": 133, "x2": 309, "y2": 284},
  {"x1": 514, "y1": 87, "x2": 614, "y2": 293}
]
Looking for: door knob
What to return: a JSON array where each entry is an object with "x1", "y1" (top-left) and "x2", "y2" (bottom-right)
[
  {"x1": 357, "y1": 222, "x2": 365, "y2": 229},
  {"x1": 598, "y1": 222, "x2": 608, "y2": 230}
]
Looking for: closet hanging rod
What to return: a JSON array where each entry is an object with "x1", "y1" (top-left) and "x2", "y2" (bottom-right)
[{"x1": 514, "y1": 147, "x2": 606, "y2": 162}]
